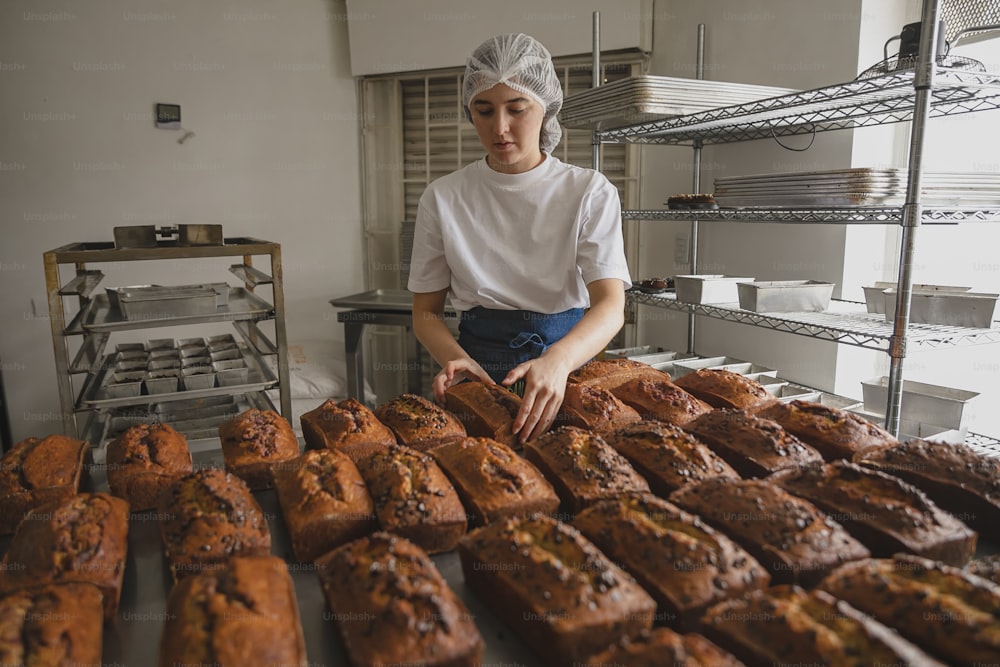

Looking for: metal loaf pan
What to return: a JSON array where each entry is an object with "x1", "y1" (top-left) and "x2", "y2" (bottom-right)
[
  {"x1": 862, "y1": 376, "x2": 980, "y2": 430},
  {"x1": 737, "y1": 280, "x2": 834, "y2": 313},
  {"x1": 865, "y1": 282, "x2": 971, "y2": 314},
  {"x1": 674, "y1": 275, "x2": 754, "y2": 304},
  {"x1": 883, "y1": 289, "x2": 999, "y2": 328}
]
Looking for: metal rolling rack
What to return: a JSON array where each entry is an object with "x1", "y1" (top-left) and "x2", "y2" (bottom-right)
[
  {"x1": 43, "y1": 237, "x2": 291, "y2": 447},
  {"x1": 589, "y1": 0, "x2": 1000, "y2": 439}
]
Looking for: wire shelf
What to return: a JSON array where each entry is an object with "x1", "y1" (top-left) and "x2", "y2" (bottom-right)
[
  {"x1": 623, "y1": 207, "x2": 1000, "y2": 224},
  {"x1": 627, "y1": 292, "x2": 1000, "y2": 350},
  {"x1": 597, "y1": 68, "x2": 1000, "y2": 145}
]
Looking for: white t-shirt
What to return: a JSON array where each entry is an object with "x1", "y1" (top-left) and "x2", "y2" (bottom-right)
[{"x1": 407, "y1": 154, "x2": 631, "y2": 314}]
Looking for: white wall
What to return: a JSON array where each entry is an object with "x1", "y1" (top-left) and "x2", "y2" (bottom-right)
[
  {"x1": 0, "y1": 0, "x2": 363, "y2": 441},
  {"x1": 344, "y1": 0, "x2": 653, "y2": 75}
]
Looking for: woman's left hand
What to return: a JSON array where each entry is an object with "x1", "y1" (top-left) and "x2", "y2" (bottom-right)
[{"x1": 503, "y1": 352, "x2": 571, "y2": 444}]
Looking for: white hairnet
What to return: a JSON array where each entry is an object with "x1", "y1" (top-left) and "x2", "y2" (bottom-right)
[{"x1": 462, "y1": 33, "x2": 563, "y2": 153}]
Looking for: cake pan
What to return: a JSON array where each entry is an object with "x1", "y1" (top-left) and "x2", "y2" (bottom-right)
[
  {"x1": 737, "y1": 280, "x2": 834, "y2": 313},
  {"x1": 675, "y1": 275, "x2": 754, "y2": 304},
  {"x1": 144, "y1": 369, "x2": 180, "y2": 395},
  {"x1": 883, "y1": 289, "x2": 999, "y2": 328},
  {"x1": 862, "y1": 376, "x2": 979, "y2": 429}
]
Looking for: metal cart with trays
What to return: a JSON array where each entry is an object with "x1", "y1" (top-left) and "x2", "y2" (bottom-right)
[
  {"x1": 577, "y1": 0, "x2": 1000, "y2": 444},
  {"x1": 42, "y1": 236, "x2": 291, "y2": 450}
]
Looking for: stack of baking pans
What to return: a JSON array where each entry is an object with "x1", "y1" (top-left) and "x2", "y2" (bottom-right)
[
  {"x1": 714, "y1": 168, "x2": 1000, "y2": 208},
  {"x1": 560, "y1": 75, "x2": 797, "y2": 130}
]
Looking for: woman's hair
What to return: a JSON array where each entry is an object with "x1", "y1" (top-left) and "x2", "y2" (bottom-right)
[{"x1": 462, "y1": 33, "x2": 563, "y2": 153}]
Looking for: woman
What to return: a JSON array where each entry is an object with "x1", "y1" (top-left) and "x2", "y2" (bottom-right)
[{"x1": 408, "y1": 33, "x2": 631, "y2": 444}]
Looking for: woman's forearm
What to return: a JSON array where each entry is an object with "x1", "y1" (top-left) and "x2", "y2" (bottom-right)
[
  {"x1": 538, "y1": 278, "x2": 625, "y2": 373},
  {"x1": 411, "y1": 290, "x2": 469, "y2": 367}
]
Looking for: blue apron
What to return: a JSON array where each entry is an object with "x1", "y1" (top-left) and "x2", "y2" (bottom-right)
[{"x1": 457, "y1": 306, "x2": 584, "y2": 387}]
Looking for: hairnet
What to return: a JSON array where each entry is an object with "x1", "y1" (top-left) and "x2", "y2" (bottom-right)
[{"x1": 462, "y1": 33, "x2": 563, "y2": 153}]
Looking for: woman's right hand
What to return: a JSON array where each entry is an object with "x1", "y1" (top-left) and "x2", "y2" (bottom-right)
[{"x1": 431, "y1": 358, "x2": 495, "y2": 403}]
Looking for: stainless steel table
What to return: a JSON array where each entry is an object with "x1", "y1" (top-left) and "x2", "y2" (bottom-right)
[{"x1": 330, "y1": 289, "x2": 456, "y2": 403}]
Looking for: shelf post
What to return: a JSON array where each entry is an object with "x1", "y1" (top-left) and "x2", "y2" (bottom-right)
[
  {"x1": 591, "y1": 11, "x2": 601, "y2": 171},
  {"x1": 43, "y1": 251, "x2": 79, "y2": 436},
  {"x1": 885, "y1": 0, "x2": 942, "y2": 436},
  {"x1": 686, "y1": 23, "x2": 706, "y2": 354}
]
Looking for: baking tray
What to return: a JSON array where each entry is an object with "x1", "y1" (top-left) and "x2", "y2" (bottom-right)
[
  {"x1": 82, "y1": 287, "x2": 272, "y2": 332},
  {"x1": 862, "y1": 376, "x2": 980, "y2": 430},
  {"x1": 737, "y1": 280, "x2": 835, "y2": 313},
  {"x1": 81, "y1": 343, "x2": 275, "y2": 408}
]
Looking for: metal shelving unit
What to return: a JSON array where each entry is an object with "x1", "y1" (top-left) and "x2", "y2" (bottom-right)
[
  {"x1": 43, "y1": 237, "x2": 291, "y2": 447},
  {"x1": 592, "y1": 0, "x2": 1000, "y2": 436}
]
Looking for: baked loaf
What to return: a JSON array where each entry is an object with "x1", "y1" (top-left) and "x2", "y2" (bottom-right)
[
  {"x1": 602, "y1": 420, "x2": 740, "y2": 496},
  {"x1": 966, "y1": 553, "x2": 1000, "y2": 586},
  {"x1": 299, "y1": 397, "x2": 396, "y2": 462},
  {"x1": 0, "y1": 582, "x2": 105, "y2": 666},
  {"x1": 0, "y1": 434, "x2": 90, "y2": 535},
  {"x1": 771, "y1": 460, "x2": 977, "y2": 566},
  {"x1": 317, "y1": 532, "x2": 483, "y2": 667},
  {"x1": 672, "y1": 368, "x2": 776, "y2": 410},
  {"x1": 374, "y1": 393, "x2": 467, "y2": 451},
  {"x1": 555, "y1": 383, "x2": 642, "y2": 434},
  {"x1": 218, "y1": 408, "x2": 300, "y2": 490},
  {"x1": 573, "y1": 494, "x2": 770, "y2": 629},
  {"x1": 756, "y1": 399, "x2": 898, "y2": 461},
  {"x1": 458, "y1": 515, "x2": 656, "y2": 667},
  {"x1": 158, "y1": 556, "x2": 307, "y2": 667},
  {"x1": 444, "y1": 381, "x2": 522, "y2": 449},
  {"x1": 354, "y1": 443, "x2": 467, "y2": 553},
  {"x1": 818, "y1": 555, "x2": 1000, "y2": 665},
  {"x1": 583, "y1": 628, "x2": 744, "y2": 667},
  {"x1": 429, "y1": 437, "x2": 559, "y2": 526},
  {"x1": 609, "y1": 377, "x2": 713, "y2": 427},
  {"x1": 670, "y1": 478, "x2": 870, "y2": 586},
  {"x1": 854, "y1": 438, "x2": 1000, "y2": 533},
  {"x1": 700, "y1": 585, "x2": 947, "y2": 667},
  {"x1": 684, "y1": 409, "x2": 823, "y2": 478},
  {"x1": 567, "y1": 358, "x2": 670, "y2": 391},
  {"x1": 272, "y1": 448, "x2": 376, "y2": 562},
  {"x1": 157, "y1": 468, "x2": 272, "y2": 581},
  {"x1": 105, "y1": 422, "x2": 193, "y2": 511},
  {"x1": 0, "y1": 492, "x2": 129, "y2": 621},
  {"x1": 523, "y1": 426, "x2": 650, "y2": 515}
]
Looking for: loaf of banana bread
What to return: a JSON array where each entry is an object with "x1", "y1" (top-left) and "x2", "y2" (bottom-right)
[
  {"x1": 105, "y1": 422, "x2": 193, "y2": 511},
  {"x1": 158, "y1": 556, "x2": 307, "y2": 667},
  {"x1": 218, "y1": 408, "x2": 300, "y2": 490},
  {"x1": 582, "y1": 628, "x2": 745, "y2": 667},
  {"x1": 0, "y1": 434, "x2": 90, "y2": 535},
  {"x1": 299, "y1": 397, "x2": 396, "y2": 462},
  {"x1": 573, "y1": 494, "x2": 770, "y2": 629},
  {"x1": 0, "y1": 492, "x2": 129, "y2": 621},
  {"x1": 354, "y1": 443, "x2": 467, "y2": 553},
  {"x1": 374, "y1": 393, "x2": 467, "y2": 451},
  {"x1": 672, "y1": 368, "x2": 776, "y2": 410},
  {"x1": 523, "y1": 426, "x2": 650, "y2": 515},
  {"x1": 756, "y1": 399, "x2": 898, "y2": 461},
  {"x1": 555, "y1": 383, "x2": 642, "y2": 434},
  {"x1": 670, "y1": 478, "x2": 870, "y2": 586},
  {"x1": 601, "y1": 420, "x2": 740, "y2": 497},
  {"x1": 609, "y1": 377, "x2": 714, "y2": 427},
  {"x1": 684, "y1": 409, "x2": 823, "y2": 478},
  {"x1": 0, "y1": 582, "x2": 105, "y2": 666},
  {"x1": 317, "y1": 532, "x2": 484, "y2": 667},
  {"x1": 157, "y1": 468, "x2": 272, "y2": 581},
  {"x1": 772, "y1": 460, "x2": 977, "y2": 566},
  {"x1": 700, "y1": 585, "x2": 948, "y2": 667},
  {"x1": 818, "y1": 555, "x2": 1000, "y2": 665},
  {"x1": 458, "y1": 515, "x2": 657, "y2": 667},
  {"x1": 272, "y1": 447, "x2": 376, "y2": 562},
  {"x1": 429, "y1": 436, "x2": 559, "y2": 526},
  {"x1": 854, "y1": 438, "x2": 1000, "y2": 533},
  {"x1": 567, "y1": 358, "x2": 671, "y2": 391},
  {"x1": 444, "y1": 381, "x2": 522, "y2": 449}
]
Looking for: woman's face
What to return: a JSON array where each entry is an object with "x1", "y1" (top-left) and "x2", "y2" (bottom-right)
[{"x1": 470, "y1": 82, "x2": 545, "y2": 174}]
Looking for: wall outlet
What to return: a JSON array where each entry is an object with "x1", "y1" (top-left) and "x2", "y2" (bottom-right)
[{"x1": 674, "y1": 233, "x2": 689, "y2": 264}]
